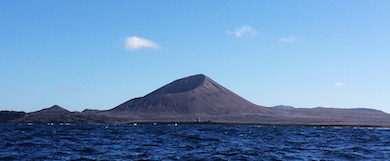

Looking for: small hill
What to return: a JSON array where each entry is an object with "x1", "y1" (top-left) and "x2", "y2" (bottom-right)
[
  {"x1": 33, "y1": 105, "x2": 70, "y2": 114},
  {"x1": 12, "y1": 105, "x2": 71, "y2": 123}
]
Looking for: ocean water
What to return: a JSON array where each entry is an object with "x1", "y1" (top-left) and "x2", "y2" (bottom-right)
[{"x1": 1, "y1": 124, "x2": 390, "y2": 161}]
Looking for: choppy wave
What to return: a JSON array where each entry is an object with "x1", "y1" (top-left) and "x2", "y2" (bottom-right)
[{"x1": 1, "y1": 124, "x2": 390, "y2": 160}]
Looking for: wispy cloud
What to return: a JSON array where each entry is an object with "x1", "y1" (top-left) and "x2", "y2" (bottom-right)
[
  {"x1": 55, "y1": 87, "x2": 80, "y2": 91},
  {"x1": 334, "y1": 82, "x2": 345, "y2": 88},
  {"x1": 124, "y1": 36, "x2": 161, "y2": 50},
  {"x1": 278, "y1": 37, "x2": 305, "y2": 42},
  {"x1": 227, "y1": 25, "x2": 256, "y2": 38}
]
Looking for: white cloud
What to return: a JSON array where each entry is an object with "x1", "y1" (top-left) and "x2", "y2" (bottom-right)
[
  {"x1": 278, "y1": 37, "x2": 305, "y2": 42},
  {"x1": 55, "y1": 87, "x2": 80, "y2": 91},
  {"x1": 124, "y1": 36, "x2": 161, "y2": 50},
  {"x1": 228, "y1": 25, "x2": 256, "y2": 38},
  {"x1": 334, "y1": 82, "x2": 345, "y2": 88}
]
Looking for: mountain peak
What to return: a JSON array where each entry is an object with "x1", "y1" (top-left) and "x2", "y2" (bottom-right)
[{"x1": 146, "y1": 74, "x2": 207, "y2": 96}]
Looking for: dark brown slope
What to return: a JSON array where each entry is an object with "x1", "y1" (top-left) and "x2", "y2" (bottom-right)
[{"x1": 103, "y1": 74, "x2": 270, "y2": 122}]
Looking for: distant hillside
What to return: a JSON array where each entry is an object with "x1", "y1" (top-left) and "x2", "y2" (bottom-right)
[
  {"x1": 271, "y1": 105, "x2": 295, "y2": 110},
  {"x1": 11, "y1": 105, "x2": 116, "y2": 124},
  {"x1": 0, "y1": 111, "x2": 26, "y2": 123}
]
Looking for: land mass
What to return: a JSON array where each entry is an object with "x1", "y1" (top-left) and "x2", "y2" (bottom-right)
[{"x1": 3, "y1": 74, "x2": 390, "y2": 126}]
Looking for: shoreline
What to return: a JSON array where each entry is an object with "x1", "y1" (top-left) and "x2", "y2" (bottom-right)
[{"x1": 2, "y1": 121, "x2": 390, "y2": 128}]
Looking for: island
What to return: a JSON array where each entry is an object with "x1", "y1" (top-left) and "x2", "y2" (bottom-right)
[{"x1": 3, "y1": 74, "x2": 390, "y2": 126}]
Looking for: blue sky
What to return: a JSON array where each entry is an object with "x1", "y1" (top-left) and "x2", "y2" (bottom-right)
[{"x1": 1, "y1": 1, "x2": 390, "y2": 113}]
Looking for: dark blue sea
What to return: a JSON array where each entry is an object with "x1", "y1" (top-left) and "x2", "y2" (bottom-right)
[{"x1": 1, "y1": 124, "x2": 390, "y2": 161}]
